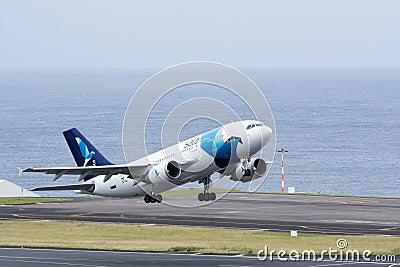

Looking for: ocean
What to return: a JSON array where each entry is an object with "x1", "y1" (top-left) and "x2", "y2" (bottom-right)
[{"x1": 0, "y1": 68, "x2": 399, "y2": 197}]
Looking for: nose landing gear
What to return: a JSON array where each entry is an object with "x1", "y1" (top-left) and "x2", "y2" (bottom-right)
[{"x1": 198, "y1": 176, "x2": 216, "y2": 201}]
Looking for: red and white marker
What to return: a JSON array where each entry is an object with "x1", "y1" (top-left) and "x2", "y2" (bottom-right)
[{"x1": 278, "y1": 147, "x2": 288, "y2": 193}]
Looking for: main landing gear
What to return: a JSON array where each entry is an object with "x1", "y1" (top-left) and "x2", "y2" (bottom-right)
[
  {"x1": 144, "y1": 194, "x2": 162, "y2": 203},
  {"x1": 198, "y1": 176, "x2": 216, "y2": 201}
]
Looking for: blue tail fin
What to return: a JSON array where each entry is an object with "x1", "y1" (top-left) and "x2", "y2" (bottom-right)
[{"x1": 63, "y1": 128, "x2": 113, "y2": 167}]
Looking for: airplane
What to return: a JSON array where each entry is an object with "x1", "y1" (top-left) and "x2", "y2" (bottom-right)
[{"x1": 22, "y1": 120, "x2": 273, "y2": 203}]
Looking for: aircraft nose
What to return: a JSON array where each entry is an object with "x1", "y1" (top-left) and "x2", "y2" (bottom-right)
[{"x1": 261, "y1": 125, "x2": 272, "y2": 146}]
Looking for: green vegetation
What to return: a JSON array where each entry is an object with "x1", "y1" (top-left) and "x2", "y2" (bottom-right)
[
  {"x1": 0, "y1": 220, "x2": 398, "y2": 255},
  {"x1": 0, "y1": 197, "x2": 73, "y2": 205}
]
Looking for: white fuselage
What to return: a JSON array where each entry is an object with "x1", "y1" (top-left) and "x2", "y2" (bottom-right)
[{"x1": 81, "y1": 120, "x2": 272, "y2": 197}]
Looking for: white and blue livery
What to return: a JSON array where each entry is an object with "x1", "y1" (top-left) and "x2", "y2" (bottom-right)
[{"x1": 23, "y1": 120, "x2": 272, "y2": 203}]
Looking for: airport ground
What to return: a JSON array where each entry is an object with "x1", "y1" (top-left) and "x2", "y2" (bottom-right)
[
  {"x1": 1, "y1": 192, "x2": 399, "y2": 235},
  {"x1": 0, "y1": 192, "x2": 399, "y2": 266}
]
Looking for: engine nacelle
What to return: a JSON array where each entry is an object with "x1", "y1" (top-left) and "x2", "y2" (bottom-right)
[
  {"x1": 230, "y1": 158, "x2": 268, "y2": 183},
  {"x1": 147, "y1": 160, "x2": 181, "y2": 184}
]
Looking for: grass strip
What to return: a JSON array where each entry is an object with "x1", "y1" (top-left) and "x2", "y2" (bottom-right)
[{"x1": 0, "y1": 220, "x2": 398, "y2": 255}]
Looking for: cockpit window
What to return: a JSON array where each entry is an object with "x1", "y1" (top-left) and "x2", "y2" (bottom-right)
[{"x1": 246, "y1": 123, "x2": 264, "y2": 130}]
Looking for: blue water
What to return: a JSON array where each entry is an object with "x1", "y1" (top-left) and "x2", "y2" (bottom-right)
[{"x1": 1, "y1": 68, "x2": 399, "y2": 197}]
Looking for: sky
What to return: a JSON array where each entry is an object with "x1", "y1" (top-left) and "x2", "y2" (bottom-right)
[{"x1": 0, "y1": 0, "x2": 399, "y2": 70}]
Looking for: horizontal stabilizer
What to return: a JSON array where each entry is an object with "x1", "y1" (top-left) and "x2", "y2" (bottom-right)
[{"x1": 31, "y1": 183, "x2": 94, "y2": 191}]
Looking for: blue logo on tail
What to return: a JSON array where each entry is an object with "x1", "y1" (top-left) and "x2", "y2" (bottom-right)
[{"x1": 75, "y1": 137, "x2": 95, "y2": 166}]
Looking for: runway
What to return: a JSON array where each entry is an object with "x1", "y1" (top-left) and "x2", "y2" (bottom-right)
[
  {"x1": 0, "y1": 192, "x2": 399, "y2": 235},
  {"x1": 0, "y1": 247, "x2": 398, "y2": 267}
]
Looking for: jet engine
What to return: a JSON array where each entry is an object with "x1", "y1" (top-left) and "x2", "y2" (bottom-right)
[
  {"x1": 147, "y1": 160, "x2": 181, "y2": 184},
  {"x1": 230, "y1": 158, "x2": 267, "y2": 182}
]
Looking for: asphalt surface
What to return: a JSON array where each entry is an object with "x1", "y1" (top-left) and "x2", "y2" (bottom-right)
[
  {"x1": 0, "y1": 248, "x2": 398, "y2": 267},
  {"x1": 1, "y1": 193, "x2": 399, "y2": 235}
]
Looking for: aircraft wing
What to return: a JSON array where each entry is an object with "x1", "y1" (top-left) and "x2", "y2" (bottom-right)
[
  {"x1": 22, "y1": 158, "x2": 198, "y2": 183},
  {"x1": 22, "y1": 163, "x2": 151, "y2": 182},
  {"x1": 31, "y1": 183, "x2": 95, "y2": 191}
]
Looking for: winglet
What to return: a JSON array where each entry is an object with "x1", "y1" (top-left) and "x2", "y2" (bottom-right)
[{"x1": 17, "y1": 167, "x2": 23, "y2": 176}]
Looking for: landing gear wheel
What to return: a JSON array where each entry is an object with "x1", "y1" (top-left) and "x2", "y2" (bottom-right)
[
  {"x1": 198, "y1": 193, "x2": 204, "y2": 201},
  {"x1": 210, "y1": 192, "x2": 216, "y2": 201},
  {"x1": 154, "y1": 194, "x2": 162, "y2": 203},
  {"x1": 144, "y1": 194, "x2": 162, "y2": 203},
  {"x1": 198, "y1": 175, "x2": 217, "y2": 201}
]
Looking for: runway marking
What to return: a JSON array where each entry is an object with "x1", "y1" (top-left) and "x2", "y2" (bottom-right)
[
  {"x1": 297, "y1": 225, "x2": 399, "y2": 235},
  {"x1": 379, "y1": 227, "x2": 398, "y2": 231},
  {"x1": 0, "y1": 255, "x2": 124, "y2": 264},
  {"x1": 0, "y1": 247, "x2": 253, "y2": 258},
  {"x1": 0, "y1": 247, "x2": 258, "y2": 260},
  {"x1": 218, "y1": 265, "x2": 252, "y2": 267},
  {"x1": 329, "y1": 219, "x2": 399, "y2": 225}
]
